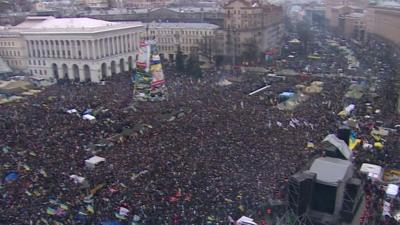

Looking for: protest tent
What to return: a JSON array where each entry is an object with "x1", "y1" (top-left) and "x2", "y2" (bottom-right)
[
  {"x1": 236, "y1": 216, "x2": 258, "y2": 225},
  {"x1": 386, "y1": 184, "x2": 399, "y2": 199},
  {"x1": 85, "y1": 156, "x2": 106, "y2": 169},
  {"x1": 279, "y1": 92, "x2": 295, "y2": 99},
  {"x1": 322, "y1": 134, "x2": 352, "y2": 160},
  {"x1": 4, "y1": 171, "x2": 19, "y2": 183},
  {"x1": 360, "y1": 163, "x2": 383, "y2": 181},
  {"x1": 66, "y1": 109, "x2": 78, "y2": 114},
  {"x1": 289, "y1": 38, "x2": 301, "y2": 44},
  {"x1": 70, "y1": 174, "x2": 86, "y2": 184},
  {"x1": 101, "y1": 220, "x2": 120, "y2": 225},
  {"x1": 83, "y1": 114, "x2": 96, "y2": 121}
]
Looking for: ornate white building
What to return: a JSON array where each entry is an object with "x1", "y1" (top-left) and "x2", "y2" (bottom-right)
[
  {"x1": 0, "y1": 16, "x2": 144, "y2": 83},
  {"x1": 141, "y1": 22, "x2": 222, "y2": 61}
]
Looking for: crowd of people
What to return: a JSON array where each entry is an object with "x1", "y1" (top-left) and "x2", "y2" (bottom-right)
[{"x1": 1, "y1": 28, "x2": 400, "y2": 225}]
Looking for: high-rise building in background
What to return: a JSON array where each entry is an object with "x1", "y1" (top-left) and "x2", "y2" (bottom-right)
[{"x1": 223, "y1": 0, "x2": 284, "y2": 60}]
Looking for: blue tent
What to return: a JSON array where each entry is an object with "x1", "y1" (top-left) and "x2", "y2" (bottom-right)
[
  {"x1": 101, "y1": 220, "x2": 120, "y2": 225},
  {"x1": 4, "y1": 172, "x2": 18, "y2": 183},
  {"x1": 279, "y1": 92, "x2": 295, "y2": 98},
  {"x1": 83, "y1": 109, "x2": 93, "y2": 115}
]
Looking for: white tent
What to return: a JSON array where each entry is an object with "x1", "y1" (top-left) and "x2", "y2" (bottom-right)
[
  {"x1": 386, "y1": 184, "x2": 399, "y2": 199},
  {"x1": 83, "y1": 114, "x2": 96, "y2": 121},
  {"x1": 237, "y1": 216, "x2": 258, "y2": 225},
  {"x1": 360, "y1": 163, "x2": 383, "y2": 181},
  {"x1": 289, "y1": 38, "x2": 301, "y2": 44},
  {"x1": 66, "y1": 109, "x2": 78, "y2": 114},
  {"x1": 70, "y1": 174, "x2": 86, "y2": 184},
  {"x1": 85, "y1": 156, "x2": 105, "y2": 169}
]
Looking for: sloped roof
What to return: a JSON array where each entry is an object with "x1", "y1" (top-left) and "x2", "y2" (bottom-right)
[
  {"x1": 322, "y1": 134, "x2": 352, "y2": 160},
  {"x1": 224, "y1": 0, "x2": 253, "y2": 8},
  {"x1": 32, "y1": 17, "x2": 116, "y2": 29},
  {"x1": 309, "y1": 157, "x2": 352, "y2": 184}
]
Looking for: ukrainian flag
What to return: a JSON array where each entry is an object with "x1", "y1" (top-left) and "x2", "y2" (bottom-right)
[{"x1": 349, "y1": 131, "x2": 361, "y2": 150}]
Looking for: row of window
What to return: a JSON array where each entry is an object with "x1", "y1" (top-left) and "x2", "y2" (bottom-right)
[
  {"x1": 5, "y1": 59, "x2": 23, "y2": 66},
  {"x1": 0, "y1": 50, "x2": 21, "y2": 57},
  {"x1": 150, "y1": 29, "x2": 213, "y2": 36},
  {"x1": 28, "y1": 42, "x2": 137, "y2": 59},
  {"x1": 158, "y1": 45, "x2": 175, "y2": 51},
  {"x1": 28, "y1": 60, "x2": 46, "y2": 66},
  {"x1": 156, "y1": 37, "x2": 202, "y2": 45},
  {"x1": 157, "y1": 44, "x2": 199, "y2": 52},
  {"x1": 30, "y1": 69, "x2": 47, "y2": 76},
  {"x1": 0, "y1": 41, "x2": 15, "y2": 47},
  {"x1": 227, "y1": 9, "x2": 263, "y2": 16}
]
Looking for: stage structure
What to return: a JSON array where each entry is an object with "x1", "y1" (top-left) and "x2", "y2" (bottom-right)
[
  {"x1": 281, "y1": 134, "x2": 363, "y2": 225},
  {"x1": 132, "y1": 40, "x2": 167, "y2": 101}
]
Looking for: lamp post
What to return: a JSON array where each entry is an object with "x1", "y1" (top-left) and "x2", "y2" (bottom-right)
[{"x1": 232, "y1": 28, "x2": 237, "y2": 73}]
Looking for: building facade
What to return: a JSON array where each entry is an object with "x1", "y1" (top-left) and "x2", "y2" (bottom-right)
[
  {"x1": 341, "y1": 12, "x2": 365, "y2": 40},
  {"x1": 0, "y1": 17, "x2": 144, "y2": 82},
  {"x1": 123, "y1": 0, "x2": 175, "y2": 8},
  {"x1": 365, "y1": 3, "x2": 400, "y2": 47},
  {"x1": 223, "y1": 0, "x2": 283, "y2": 58},
  {"x1": 0, "y1": 29, "x2": 28, "y2": 72},
  {"x1": 0, "y1": 17, "x2": 51, "y2": 72},
  {"x1": 142, "y1": 22, "x2": 221, "y2": 60},
  {"x1": 80, "y1": 0, "x2": 109, "y2": 9}
]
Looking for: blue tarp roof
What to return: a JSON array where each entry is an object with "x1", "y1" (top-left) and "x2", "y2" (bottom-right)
[{"x1": 4, "y1": 171, "x2": 18, "y2": 183}]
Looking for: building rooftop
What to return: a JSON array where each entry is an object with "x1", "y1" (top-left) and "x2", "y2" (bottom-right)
[
  {"x1": 15, "y1": 16, "x2": 55, "y2": 29},
  {"x1": 17, "y1": 17, "x2": 143, "y2": 34},
  {"x1": 146, "y1": 22, "x2": 219, "y2": 29},
  {"x1": 31, "y1": 17, "x2": 116, "y2": 29},
  {"x1": 308, "y1": 157, "x2": 352, "y2": 184}
]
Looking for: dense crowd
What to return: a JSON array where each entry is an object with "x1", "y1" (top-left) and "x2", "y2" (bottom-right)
[{"x1": 0, "y1": 29, "x2": 399, "y2": 225}]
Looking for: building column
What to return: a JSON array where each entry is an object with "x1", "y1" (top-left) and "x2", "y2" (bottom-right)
[
  {"x1": 122, "y1": 35, "x2": 126, "y2": 53},
  {"x1": 128, "y1": 35, "x2": 132, "y2": 52},
  {"x1": 67, "y1": 41, "x2": 71, "y2": 59},
  {"x1": 86, "y1": 40, "x2": 90, "y2": 60},
  {"x1": 96, "y1": 38, "x2": 103, "y2": 59},
  {"x1": 70, "y1": 41, "x2": 74, "y2": 59},
  {"x1": 116, "y1": 36, "x2": 120, "y2": 54},
  {"x1": 80, "y1": 41, "x2": 84, "y2": 59},
  {"x1": 134, "y1": 34, "x2": 138, "y2": 50},
  {"x1": 114, "y1": 37, "x2": 118, "y2": 55},
  {"x1": 107, "y1": 38, "x2": 110, "y2": 56},
  {"x1": 126, "y1": 34, "x2": 129, "y2": 52},
  {"x1": 56, "y1": 40, "x2": 60, "y2": 58},
  {"x1": 42, "y1": 41, "x2": 46, "y2": 58},
  {"x1": 91, "y1": 40, "x2": 95, "y2": 60},
  {"x1": 46, "y1": 40, "x2": 50, "y2": 58},
  {"x1": 27, "y1": 41, "x2": 31, "y2": 57},
  {"x1": 75, "y1": 41, "x2": 78, "y2": 59}
]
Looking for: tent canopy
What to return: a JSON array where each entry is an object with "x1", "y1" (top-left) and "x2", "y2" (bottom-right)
[
  {"x1": 289, "y1": 38, "x2": 301, "y2": 44},
  {"x1": 237, "y1": 216, "x2": 258, "y2": 225},
  {"x1": 309, "y1": 157, "x2": 352, "y2": 184},
  {"x1": 386, "y1": 184, "x2": 399, "y2": 199},
  {"x1": 83, "y1": 114, "x2": 96, "y2": 121},
  {"x1": 85, "y1": 156, "x2": 105, "y2": 169},
  {"x1": 322, "y1": 134, "x2": 352, "y2": 160},
  {"x1": 360, "y1": 163, "x2": 383, "y2": 181}
]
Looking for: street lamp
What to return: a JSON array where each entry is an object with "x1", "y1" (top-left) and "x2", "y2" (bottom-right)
[{"x1": 232, "y1": 28, "x2": 237, "y2": 72}]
